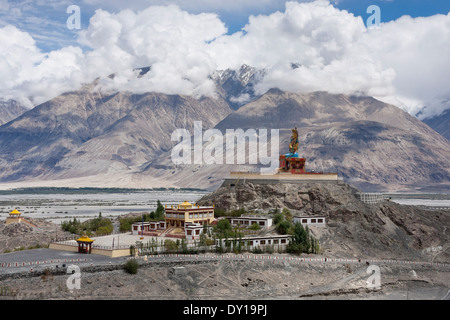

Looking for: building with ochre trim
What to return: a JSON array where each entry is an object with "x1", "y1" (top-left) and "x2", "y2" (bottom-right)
[{"x1": 165, "y1": 201, "x2": 214, "y2": 228}]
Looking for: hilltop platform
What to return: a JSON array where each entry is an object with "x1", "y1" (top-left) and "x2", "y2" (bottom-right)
[{"x1": 223, "y1": 171, "x2": 340, "y2": 187}]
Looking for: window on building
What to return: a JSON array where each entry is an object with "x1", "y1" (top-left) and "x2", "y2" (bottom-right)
[
  {"x1": 311, "y1": 219, "x2": 316, "y2": 223},
  {"x1": 318, "y1": 219, "x2": 323, "y2": 223},
  {"x1": 302, "y1": 219, "x2": 307, "y2": 223}
]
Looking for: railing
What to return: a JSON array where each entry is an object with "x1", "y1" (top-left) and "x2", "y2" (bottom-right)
[
  {"x1": 418, "y1": 206, "x2": 450, "y2": 211},
  {"x1": 356, "y1": 192, "x2": 386, "y2": 205},
  {"x1": 93, "y1": 245, "x2": 130, "y2": 251}
]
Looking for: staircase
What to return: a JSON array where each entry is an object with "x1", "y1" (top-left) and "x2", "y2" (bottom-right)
[{"x1": 159, "y1": 226, "x2": 176, "y2": 237}]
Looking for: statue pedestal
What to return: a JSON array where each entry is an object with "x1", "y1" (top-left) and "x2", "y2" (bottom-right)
[{"x1": 278, "y1": 154, "x2": 306, "y2": 174}]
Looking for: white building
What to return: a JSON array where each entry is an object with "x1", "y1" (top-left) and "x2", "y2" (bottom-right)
[
  {"x1": 293, "y1": 216, "x2": 326, "y2": 227},
  {"x1": 131, "y1": 220, "x2": 167, "y2": 235},
  {"x1": 228, "y1": 216, "x2": 273, "y2": 229},
  {"x1": 184, "y1": 223, "x2": 204, "y2": 241},
  {"x1": 215, "y1": 234, "x2": 290, "y2": 250}
]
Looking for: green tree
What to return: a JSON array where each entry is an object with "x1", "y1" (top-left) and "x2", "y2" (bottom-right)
[
  {"x1": 181, "y1": 238, "x2": 188, "y2": 253},
  {"x1": 154, "y1": 200, "x2": 165, "y2": 220},
  {"x1": 249, "y1": 222, "x2": 261, "y2": 230},
  {"x1": 273, "y1": 213, "x2": 284, "y2": 225},
  {"x1": 287, "y1": 222, "x2": 318, "y2": 255},
  {"x1": 236, "y1": 234, "x2": 243, "y2": 254},
  {"x1": 216, "y1": 219, "x2": 232, "y2": 234},
  {"x1": 282, "y1": 208, "x2": 293, "y2": 221},
  {"x1": 164, "y1": 239, "x2": 178, "y2": 253},
  {"x1": 276, "y1": 220, "x2": 292, "y2": 235}
]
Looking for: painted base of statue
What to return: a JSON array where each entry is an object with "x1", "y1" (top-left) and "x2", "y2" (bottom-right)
[
  {"x1": 285, "y1": 152, "x2": 299, "y2": 158},
  {"x1": 278, "y1": 152, "x2": 306, "y2": 174}
]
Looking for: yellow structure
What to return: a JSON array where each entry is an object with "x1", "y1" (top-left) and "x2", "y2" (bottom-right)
[
  {"x1": 76, "y1": 233, "x2": 95, "y2": 254},
  {"x1": 165, "y1": 201, "x2": 214, "y2": 228},
  {"x1": 6, "y1": 209, "x2": 23, "y2": 225},
  {"x1": 5, "y1": 209, "x2": 38, "y2": 228}
]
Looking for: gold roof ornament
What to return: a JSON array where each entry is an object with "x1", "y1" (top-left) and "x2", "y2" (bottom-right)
[{"x1": 179, "y1": 201, "x2": 193, "y2": 209}]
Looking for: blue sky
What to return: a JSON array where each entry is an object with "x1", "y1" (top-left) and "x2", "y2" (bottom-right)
[
  {"x1": 1, "y1": 0, "x2": 449, "y2": 52},
  {"x1": 336, "y1": 0, "x2": 450, "y2": 22}
]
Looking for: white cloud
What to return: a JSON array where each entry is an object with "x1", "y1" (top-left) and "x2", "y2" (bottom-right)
[
  {"x1": 209, "y1": 1, "x2": 396, "y2": 96},
  {"x1": 208, "y1": 1, "x2": 450, "y2": 117},
  {"x1": 0, "y1": 1, "x2": 449, "y2": 118},
  {"x1": 360, "y1": 14, "x2": 450, "y2": 118},
  {"x1": 78, "y1": 5, "x2": 227, "y2": 97},
  {"x1": 0, "y1": 5, "x2": 228, "y2": 106}
]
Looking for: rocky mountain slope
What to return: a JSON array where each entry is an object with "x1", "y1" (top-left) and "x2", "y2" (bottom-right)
[
  {"x1": 0, "y1": 218, "x2": 72, "y2": 254},
  {"x1": 197, "y1": 180, "x2": 450, "y2": 262},
  {"x1": 422, "y1": 108, "x2": 450, "y2": 141},
  {"x1": 0, "y1": 71, "x2": 448, "y2": 192},
  {"x1": 0, "y1": 100, "x2": 28, "y2": 125},
  {"x1": 211, "y1": 64, "x2": 265, "y2": 109},
  {"x1": 0, "y1": 83, "x2": 232, "y2": 183},
  {"x1": 144, "y1": 90, "x2": 450, "y2": 192}
]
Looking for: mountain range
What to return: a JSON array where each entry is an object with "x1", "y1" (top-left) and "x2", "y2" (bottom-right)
[
  {"x1": 423, "y1": 109, "x2": 450, "y2": 141},
  {"x1": 0, "y1": 67, "x2": 448, "y2": 192},
  {"x1": 0, "y1": 100, "x2": 28, "y2": 126}
]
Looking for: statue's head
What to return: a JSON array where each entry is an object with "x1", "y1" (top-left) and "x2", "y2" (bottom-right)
[{"x1": 291, "y1": 127, "x2": 298, "y2": 138}]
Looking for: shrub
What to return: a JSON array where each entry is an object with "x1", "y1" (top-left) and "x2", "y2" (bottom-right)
[
  {"x1": 164, "y1": 239, "x2": 178, "y2": 253},
  {"x1": 249, "y1": 223, "x2": 261, "y2": 230},
  {"x1": 62, "y1": 215, "x2": 113, "y2": 235},
  {"x1": 214, "y1": 208, "x2": 227, "y2": 217},
  {"x1": 124, "y1": 259, "x2": 139, "y2": 274},
  {"x1": 281, "y1": 208, "x2": 293, "y2": 221}
]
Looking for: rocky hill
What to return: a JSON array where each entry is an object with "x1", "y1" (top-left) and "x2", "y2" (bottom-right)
[
  {"x1": 197, "y1": 180, "x2": 450, "y2": 262},
  {"x1": 0, "y1": 218, "x2": 72, "y2": 254},
  {"x1": 423, "y1": 108, "x2": 450, "y2": 141}
]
